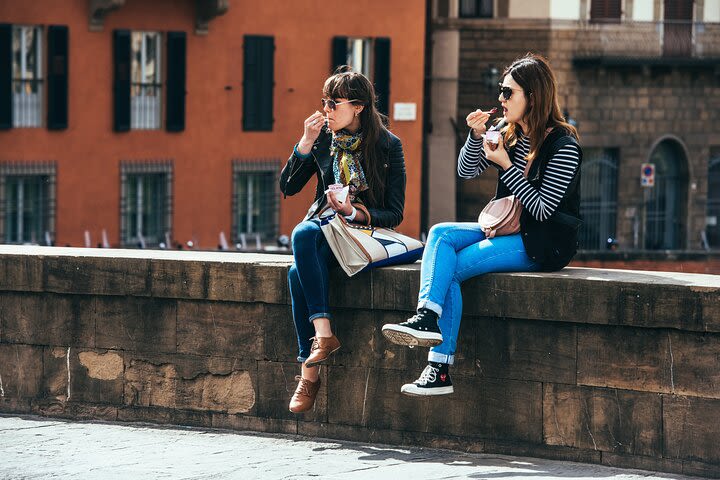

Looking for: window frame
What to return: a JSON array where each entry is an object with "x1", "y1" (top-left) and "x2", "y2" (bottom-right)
[
  {"x1": 120, "y1": 161, "x2": 173, "y2": 248},
  {"x1": 578, "y1": 148, "x2": 619, "y2": 251},
  {"x1": 231, "y1": 159, "x2": 280, "y2": 247},
  {"x1": 459, "y1": 0, "x2": 494, "y2": 18},
  {"x1": 11, "y1": 24, "x2": 44, "y2": 128},
  {"x1": 0, "y1": 162, "x2": 56, "y2": 245},
  {"x1": 130, "y1": 31, "x2": 163, "y2": 130}
]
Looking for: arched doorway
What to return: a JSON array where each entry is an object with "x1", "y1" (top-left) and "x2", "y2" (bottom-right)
[{"x1": 644, "y1": 139, "x2": 689, "y2": 250}]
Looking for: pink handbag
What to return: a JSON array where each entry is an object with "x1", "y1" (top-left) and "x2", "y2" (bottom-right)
[
  {"x1": 478, "y1": 154, "x2": 533, "y2": 238},
  {"x1": 478, "y1": 195, "x2": 522, "y2": 238}
]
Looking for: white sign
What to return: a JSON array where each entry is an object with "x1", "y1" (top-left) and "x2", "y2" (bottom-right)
[{"x1": 393, "y1": 103, "x2": 417, "y2": 121}]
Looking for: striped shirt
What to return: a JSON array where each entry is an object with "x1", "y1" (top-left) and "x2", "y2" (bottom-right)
[{"x1": 458, "y1": 132, "x2": 580, "y2": 222}]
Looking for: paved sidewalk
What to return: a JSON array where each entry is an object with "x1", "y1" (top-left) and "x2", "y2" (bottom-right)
[{"x1": 0, "y1": 415, "x2": 704, "y2": 480}]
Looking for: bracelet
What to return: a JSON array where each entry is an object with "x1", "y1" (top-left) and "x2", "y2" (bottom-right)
[{"x1": 343, "y1": 206, "x2": 358, "y2": 222}]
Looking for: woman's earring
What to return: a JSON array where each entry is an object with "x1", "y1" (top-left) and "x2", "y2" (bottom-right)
[{"x1": 355, "y1": 111, "x2": 359, "y2": 117}]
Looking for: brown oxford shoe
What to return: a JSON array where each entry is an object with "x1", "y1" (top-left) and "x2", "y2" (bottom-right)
[
  {"x1": 289, "y1": 375, "x2": 321, "y2": 413},
  {"x1": 303, "y1": 335, "x2": 341, "y2": 368}
]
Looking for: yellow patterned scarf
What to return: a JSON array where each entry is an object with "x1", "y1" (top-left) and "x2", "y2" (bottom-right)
[{"x1": 330, "y1": 131, "x2": 369, "y2": 194}]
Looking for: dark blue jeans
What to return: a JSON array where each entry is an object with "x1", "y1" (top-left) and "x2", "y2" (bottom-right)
[{"x1": 289, "y1": 220, "x2": 337, "y2": 362}]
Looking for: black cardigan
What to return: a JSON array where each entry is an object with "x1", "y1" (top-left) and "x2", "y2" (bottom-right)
[
  {"x1": 279, "y1": 129, "x2": 406, "y2": 228},
  {"x1": 495, "y1": 127, "x2": 583, "y2": 271}
]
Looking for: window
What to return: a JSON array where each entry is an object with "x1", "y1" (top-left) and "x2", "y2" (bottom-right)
[
  {"x1": 130, "y1": 32, "x2": 162, "y2": 130},
  {"x1": 459, "y1": 0, "x2": 494, "y2": 18},
  {"x1": 706, "y1": 149, "x2": 720, "y2": 248},
  {"x1": 243, "y1": 35, "x2": 274, "y2": 131},
  {"x1": 663, "y1": 0, "x2": 693, "y2": 57},
  {"x1": 120, "y1": 162, "x2": 172, "y2": 247},
  {"x1": 0, "y1": 163, "x2": 56, "y2": 244},
  {"x1": 590, "y1": 0, "x2": 622, "y2": 23},
  {"x1": 332, "y1": 37, "x2": 391, "y2": 116},
  {"x1": 579, "y1": 149, "x2": 618, "y2": 250},
  {"x1": 12, "y1": 25, "x2": 43, "y2": 127},
  {"x1": 232, "y1": 160, "x2": 279, "y2": 246}
]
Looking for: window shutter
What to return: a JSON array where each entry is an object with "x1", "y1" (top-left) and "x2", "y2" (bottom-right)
[
  {"x1": 243, "y1": 35, "x2": 274, "y2": 131},
  {"x1": 47, "y1": 25, "x2": 69, "y2": 130},
  {"x1": 113, "y1": 29, "x2": 131, "y2": 132},
  {"x1": 0, "y1": 24, "x2": 12, "y2": 130},
  {"x1": 590, "y1": 0, "x2": 621, "y2": 21},
  {"x1": 374, "y1": 37, "x2": 391, "y2": 117},
  {"x1": 165, "y1": 31, "x2": 186, "y2": 132},
  {"x1": 331, "y1": 36, "x2": 348, "y2": 73}
]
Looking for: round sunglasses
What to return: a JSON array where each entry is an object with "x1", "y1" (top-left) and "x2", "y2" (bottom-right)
[
  {"x1": 321, "y1": 98, "x2": 359, "y2": 111},
  {"x1": 498, "y1": 84, "x2": 526, "y2": 100}
]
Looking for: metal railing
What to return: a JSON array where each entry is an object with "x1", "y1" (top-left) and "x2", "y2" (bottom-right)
[
  {"x1": 572, "y1": 20, "x2": 720, "y2": 60},
  {"x1": 131, "y1": 83, "x2": 162, "y2": 130},
  {"x1": 12, "y1": 79, "x2": 43, "y2": 127}
]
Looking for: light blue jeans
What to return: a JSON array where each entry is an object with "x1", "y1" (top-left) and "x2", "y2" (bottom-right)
[{"x1": 417, "y1": 222, "x2": 540, "y2": 364}]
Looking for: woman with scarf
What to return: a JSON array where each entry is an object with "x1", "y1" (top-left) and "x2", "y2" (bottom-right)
[{"x1": 280, "y1": 67, "x2": 407, "y2": 413}]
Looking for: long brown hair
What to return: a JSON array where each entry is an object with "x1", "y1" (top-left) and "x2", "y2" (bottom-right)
[
  {"x1": 323, "y1": 66, "x2": 389, "y2": 207},
  {"x1": 501, "y1": 53, "x2": 578, "y2": 161}
]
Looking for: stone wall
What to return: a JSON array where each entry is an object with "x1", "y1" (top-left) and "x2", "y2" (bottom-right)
[{"x1": 0, "y1": 246, "x2": 719, "y2": 477}]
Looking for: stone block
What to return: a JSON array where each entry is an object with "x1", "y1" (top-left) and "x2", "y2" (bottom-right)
[
  {"x1": 262, "y1": 304, "x2": 298, "y2": 363},
  {"x1": 123, "y1": 353, "x2": 256, "y2": 416},
  {"x1": 1, "y1": 292, "x2": 94, "y2": 347},
  {"x1": 117, "y1": 405, "x2": 213, "y2": 428},
  {"x1": 32, "y1": 400, "x2": 119, "y2": 421},
  {"x1": 150, "y1": 259, "x2": 207, "y2": 299},
  {"x1": 43, "y1": 347, "x2": 124, "y2": 405},
  {"x1": 329, "y1": 267, "x2": 373, "y2": 309},
  {"x1": 600, "y1": 452, "x2": 684, "y2": 476},
  {"x1": 368, "y1": 265, "x2": 420, "y2": 311},
  {"x1": 578, "y1": 326, "x2": 720, "y2": 398},
  {"x1": 207, "y1": 262, "x2": 288, "y2": 304},
  {"x1": 257, "y1": 361, "x2": 326, "y2": 423},
  {"x1": 44, "y1": 256, "x2": 150, "y2": 296},
  {"x1": 0, "y1": 344, "x2": 43, "y2": 399},
  {"x1": 473, "y1": 317, "x2": 576, "y2": 384},
  {"x1": 663, "y1": 395, "x2": 720, "y2": 464},
  {"x1": 0, "y1": 255, "x2": 43, "y2": 292},
  {"x1": 212, "y1": 413, "x2": 297, "y2": 435},
  {"x1": 543, "y1": 384, "x2": 662, "y2": 457},
  {"x1": 95, "y1": 296, "x2": 176, "y2": 353},
  {"x1": 176, "y1": 300, "x2": 263, "y2": 359}
]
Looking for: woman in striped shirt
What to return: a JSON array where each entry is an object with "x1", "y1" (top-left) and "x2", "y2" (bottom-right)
[{"x1": 382, "y1": 53, "x2": 582, "y2": 396}]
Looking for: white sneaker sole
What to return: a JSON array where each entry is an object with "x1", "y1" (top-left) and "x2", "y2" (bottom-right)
[
  {"x1": 401, "y1": 383, "x2": 454, "y2": 396},
  {"x1": 381, "y1": 324, "x2": 443, "y2": 347}
]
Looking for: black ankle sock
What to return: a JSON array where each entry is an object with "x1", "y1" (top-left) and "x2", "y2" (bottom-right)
[{"x1": 429, "y1": 361, "x2": 449, "y2": 373}]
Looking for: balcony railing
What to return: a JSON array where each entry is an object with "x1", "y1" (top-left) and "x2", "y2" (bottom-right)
[
  {"x1": 572, "y1": 20, "x2": 720, "y2": 62},
  {"x1": 131, "y1": 83, "x2": 162, "y2": 130},
  {"x1": 12, "y1": 79, "x2": 43, "y2": 128}
]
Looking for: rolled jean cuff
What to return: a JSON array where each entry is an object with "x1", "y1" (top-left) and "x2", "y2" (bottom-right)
[
  {"x1": 297, "y1": 355, "x2": 308, "y2": 363},
  {"x1": 428, "y1": 350, "x2": 454, "y2": 365},
  {"x1": 416, "y1": 299, "x2": 443, "y2": 318},
  {"x1": 308, "y1": 312, "x2": 332, "y2": 323}
]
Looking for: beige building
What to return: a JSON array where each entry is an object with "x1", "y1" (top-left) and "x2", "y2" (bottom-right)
[{"x1": 425, "y1": 0, "x2": 720, "y2": 252}]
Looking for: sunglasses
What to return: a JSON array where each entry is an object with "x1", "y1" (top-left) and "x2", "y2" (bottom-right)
[
  {"x1": 321, "y1": 98, "x2": 358, "y2": 111},
  {"x1": 498, "y1": 84, "x2": 525, "y2": 100}
]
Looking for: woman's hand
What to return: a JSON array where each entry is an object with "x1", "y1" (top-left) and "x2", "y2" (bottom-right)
[
  {"x1": 483, "y1": 133, "x2": 512, "y2": 171},
  {"x1": 297, "y1": 111, "x2": 326, "y2": 155},
  {"x1": 326, "y1": 190, "x2": 353, "y2": 216},
  {"x1": 466, "y1": 108, "x2": 495, "y2": 139}
]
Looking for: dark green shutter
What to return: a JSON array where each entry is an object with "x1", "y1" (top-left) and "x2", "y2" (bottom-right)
[
  {"x1": 0, "y1": 24, "x2": 12, "y2": 130},
  {"x1": 166, "y1": 31, "x2": 186, "y2": 132},
  {"x1": 374, "y1": 37, "x2": 391, "y2": 117},
  {"x1": 113, "y1": 29, "x2": 131, "y2": 132},
  {"x1": 243, "y1": 35, "x2": 274, "y2": 131},
  {"x1": 47, "y1": 25, "x2": 69, "y2": 130},
  {"x1": 331, "y1": 36, "x2": 348, "y2": 73}
]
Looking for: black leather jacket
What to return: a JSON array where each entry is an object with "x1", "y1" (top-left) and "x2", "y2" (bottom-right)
[{"x1": 279, "y1": 129, "x2": 406, "y2": 228}]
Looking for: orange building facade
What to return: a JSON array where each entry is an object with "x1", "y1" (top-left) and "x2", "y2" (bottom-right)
[{"x1": 0, "y1": 0, "x2": 426, "y2": 248}]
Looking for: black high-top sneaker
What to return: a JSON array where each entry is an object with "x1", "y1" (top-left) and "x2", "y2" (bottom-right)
[
  {"x1": 401, "y1": 362, "x2": 454, "y2": 396},
  {"x1": 381, "y1": 308, "x2": 442, "y2": 347}
]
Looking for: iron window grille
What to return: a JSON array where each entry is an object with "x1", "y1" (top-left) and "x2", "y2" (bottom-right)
[
  {"x1": 232, "y1": 160, "x2": 280, "y2": 247},
  {"x1": 706, "y1": 148, "x2": 720, "y2": 249},
  {"x1": 131, "y1": 31, "x2": 162, "y2": 130},
  {"x1": 579, "y1": 148, "x2": 619, "y2": 250},
  {"x1": 12, "y1": 25, "x2": 43, "y2": 128},
  {"x1": 0, "y1": 162, "x2": 56, "y2": 244},
  {"x1": 120, "y1": 161, "x2": 173, "y2": 248}
]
